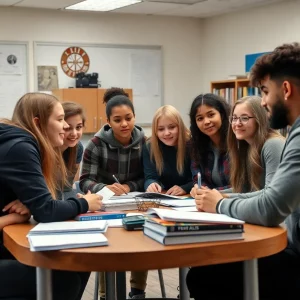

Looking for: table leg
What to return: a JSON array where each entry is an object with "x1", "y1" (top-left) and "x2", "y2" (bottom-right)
[
  {"x1": 116, "y1": 272, "x2": 126, "y2": 300},
  {"x1": 36, "y1": 267, "x2": 52, "y2": 300},
  {"x1": 106, "y1": 271, "x2": 116, "y2": 300},
  {"x1": 243, "y1": 259, "x2": 259, "y2": 300},
  {"x1": 179, "y1": 267, "x2": 189, "y2": 300}
]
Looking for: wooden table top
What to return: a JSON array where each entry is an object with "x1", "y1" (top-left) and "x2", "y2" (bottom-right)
[{"x1": 3, "y1": 222, "x2": 287, "y2": 272}]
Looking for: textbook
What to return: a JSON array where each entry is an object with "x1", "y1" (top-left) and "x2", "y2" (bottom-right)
[
  {"x1": 28, "y1": 233, "x2": 108, "y2": 251},
  {"x1": 144, "y1": 227, "x2": 244, "y2": 245},
  {"x1": 74, "y1": 211, "x2": 126, "y2": 221},
  {"x1": 144, "y1": 217, "x2": 244, "y2": 236},
  {"x1": 28, "y1": 220, "x2": 108, "y2": 235},
  {"x1": 146, "y1": 208, "x2": 245, "y2": 225}
]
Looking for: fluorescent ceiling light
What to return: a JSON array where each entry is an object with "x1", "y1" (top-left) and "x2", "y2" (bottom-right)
[{"x1": 65, "y1": 0, "x2": 142, "y2": 11}]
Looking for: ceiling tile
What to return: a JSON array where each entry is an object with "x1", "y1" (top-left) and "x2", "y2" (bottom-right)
[
  {"x1": 9, "y1": 0, "x2": 286, "y2": 18},
  {"x1": 114, "y1": 1, "x2": 187, "y2": 14},
  {"x1": 0, "y1": 0, "x2": 20, "y2": 6}
]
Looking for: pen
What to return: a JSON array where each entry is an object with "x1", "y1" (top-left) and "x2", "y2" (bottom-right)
[
  {"x1": 197, "y1": 172, "x2": 201, "y2": 188},
  {"x1": 112, "y1": 174, "x2": 128, "y2": 195}
]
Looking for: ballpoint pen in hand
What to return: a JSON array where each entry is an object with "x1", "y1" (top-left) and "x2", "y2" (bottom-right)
[
  {"x1": 112, "y1": 174, "x2": 128, "y2": 195},
  {"x1": 197, "y1": 172, "x2": 201, "y2": 188}
]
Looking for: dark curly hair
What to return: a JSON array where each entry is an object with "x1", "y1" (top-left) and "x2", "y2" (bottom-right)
[
  {"x1": 103, "y1": 87, "x2": 129, "y2": 104},
  {"x1": 250, "y1": 42, "x2": 300, "y2": 87},
  {"x1": 189, "y1": 93, "x2": 231, "y2": 164}
]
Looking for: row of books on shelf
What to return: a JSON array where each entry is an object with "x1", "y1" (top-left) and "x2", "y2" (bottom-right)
[{"x1": 212, "y1": 87, "x2": 261, "y2": 104}]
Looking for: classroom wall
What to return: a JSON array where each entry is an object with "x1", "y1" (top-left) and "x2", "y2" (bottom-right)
[
  {"x1": 200, "y1": 0, "x2": 300, "y2": 91},
  {"x1": 0, "y1": 7, "x2": 203, "y2": 131}
]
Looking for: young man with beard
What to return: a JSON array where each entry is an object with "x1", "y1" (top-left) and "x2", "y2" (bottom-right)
[{"x1": 188, "y1": 42, "x2": 300, "y2": 300}]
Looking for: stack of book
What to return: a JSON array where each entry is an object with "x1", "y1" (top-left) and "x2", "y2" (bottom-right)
[
  {"x1": 27, "y1": 220, "x2": 109, "y2": 251},
  {"x1": 144, "y1": 208, "x2": 244, "y2": 245}
]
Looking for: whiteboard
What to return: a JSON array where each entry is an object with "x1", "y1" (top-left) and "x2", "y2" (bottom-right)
[
  {"x1": 0, "y1": 42, "x2": 28, "y2": 118},
  {"x1": 34, "y1": 42, "x2": 163, "y2": 125}
]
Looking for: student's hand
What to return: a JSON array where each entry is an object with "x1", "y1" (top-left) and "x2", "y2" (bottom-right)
[
  {"x1": 190, "y1": 184, "x2": 199, "y2": 198},
  {"x1": 77, "y1": 191, "x2": 102, "y2": 212},
  {"x1": 106, "y1": 183, "x2": 128, "y2": 196},
  {"x1": 77, "y1": 190, "x2": 91, "y2": 198},
  {"x1": 146, "y1": 183, "x2": 162, "y2": 193},
  {"x1": 10, "y1": 212, "x2": 31, "y2": 224},
  {"x1": 195, "y1": 187, "x2": 223, "y2": 213},
  {"x1": 3, "y1": 200, "x2": 30, "y2": 215},
  {"x1": 166, "y1": 185, "x2": 185, "y2": 196}
]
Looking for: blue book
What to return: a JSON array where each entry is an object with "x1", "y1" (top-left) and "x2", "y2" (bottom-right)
[{"x1": 75, "y1": 211, "x2": 126, "y2": 221}]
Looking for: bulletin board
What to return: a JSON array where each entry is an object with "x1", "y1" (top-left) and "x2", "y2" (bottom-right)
[{"x1": 0, "y1": 41, "x2": 28, "y2": 118}]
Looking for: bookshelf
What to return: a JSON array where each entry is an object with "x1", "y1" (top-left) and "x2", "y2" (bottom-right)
[{"x1": 211, "y1": 79, "x2": 260, "y2": 105}]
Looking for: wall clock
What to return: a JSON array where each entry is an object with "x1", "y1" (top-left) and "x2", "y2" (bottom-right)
[{"x1": 60, "y1": 46, "x2": 90, "y2": 78}]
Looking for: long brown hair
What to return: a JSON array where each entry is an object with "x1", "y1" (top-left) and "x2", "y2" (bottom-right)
[
  {"x1": 150, "y1": 105, "x2": 190, "y2": 175},
  {"x1": 62, "y1": 101, "x2": 86, "y2": 175},
  {"x1": 5, "y1": 93, "x2": 67, "y2": 198},
  {"x1": 228, "y1": 96, "x2": 283, "y2": 192}
]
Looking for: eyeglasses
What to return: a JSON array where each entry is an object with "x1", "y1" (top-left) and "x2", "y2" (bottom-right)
[{"x1": 229, "y1": 116, "x2": 255, "y2": 124}]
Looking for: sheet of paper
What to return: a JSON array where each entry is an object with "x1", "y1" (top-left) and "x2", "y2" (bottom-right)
[
  {"x1": 97, "y1": 187, "x2": 115, "y2": 201},
  {"x1": 107, "y1": 219, "x2": 123, "y2": 227},
  {"x1": 28, "y1": 220, "x2": 108, "y2": 235},
  {"x1": 147, "y1": 208, "x2": 245, "y2": 224},
  {"x1": 172, "y1": 206, "x2": 198, "y2": 212},
  {"x1": 160, "y1": 200, "x2": 196, "y2": 207}
]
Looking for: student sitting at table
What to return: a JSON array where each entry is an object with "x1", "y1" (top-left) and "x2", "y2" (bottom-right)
[
  {"x1": 191, "y1": 42, "x2": 300, "y2": 300},
  {"x1": 227, "y1": 96, "x2": 284, "y2": 194},
  {"x1": 143, "y1": 105, "x2": 193, "y2": 195},
  {"x1": 189, "y1": 93, "x2": 231, "y2": 198},
  {"x1": 186, "y1": 96, "x2": 285, "y2": 300},
  {"x1": 0, "y1": 92, "x2": 101, "y2": 300},
  {"x1": 58, "y1": 101, "x2": 86, "y2": 199},
  {"x1": 80, "y1": 94, "x2": 148, "y2": 299}
]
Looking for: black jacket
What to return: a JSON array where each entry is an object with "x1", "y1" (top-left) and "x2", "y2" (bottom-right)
[{"x1": 0, "y1": 124, "x2": 88, "y2": 223}]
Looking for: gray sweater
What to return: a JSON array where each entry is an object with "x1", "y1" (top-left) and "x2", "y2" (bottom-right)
[
  {"x1": 220, "y1": 117, "x2": 300, "y2": 254},
  {"x1": 226, "y1": 137, "x2": 284, "y2": 197}
]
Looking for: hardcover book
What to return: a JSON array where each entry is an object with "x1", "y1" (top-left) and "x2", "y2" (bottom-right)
[
  {"x1": 145, "y1": 217, "x2": 243, "y2": 236},
  {"x1": 144, "y1": 227, "x2": 243, "y2": 245}
]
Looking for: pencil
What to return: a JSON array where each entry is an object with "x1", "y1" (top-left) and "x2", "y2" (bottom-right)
[{"x1": 112, "y1": 174, "x2": 128, "y2": 195}]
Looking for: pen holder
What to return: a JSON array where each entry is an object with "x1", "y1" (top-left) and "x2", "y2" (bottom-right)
[{"x1": 135, "y1": 198, "x2": 161, "y2": 212}]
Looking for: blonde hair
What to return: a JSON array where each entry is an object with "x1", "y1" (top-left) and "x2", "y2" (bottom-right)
[
  {"x1": 150, "y1": 105, "x2": 190, "y2": 175},
  {"x1": 228, "y1": 96, "x2": 283, "y2": 192},
  {"x1": 3, "y1": 93, "x2": 67, "y2": 198}
]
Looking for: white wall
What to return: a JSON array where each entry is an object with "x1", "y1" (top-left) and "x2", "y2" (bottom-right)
[
  {"x1": 200, "y1": 0, "x2": 300, "y2": 91},
  {"x1": 0, "y1": 7, "x2": 203, "y2": 129}
]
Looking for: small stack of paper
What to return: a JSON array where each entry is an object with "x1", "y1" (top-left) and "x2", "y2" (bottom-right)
[
  {"x1": 102, "y1": 199, "x2": 138, "y2": 211},
  {"x1": 27, "y1": 220, "x2": 108, "y2": 251}
]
